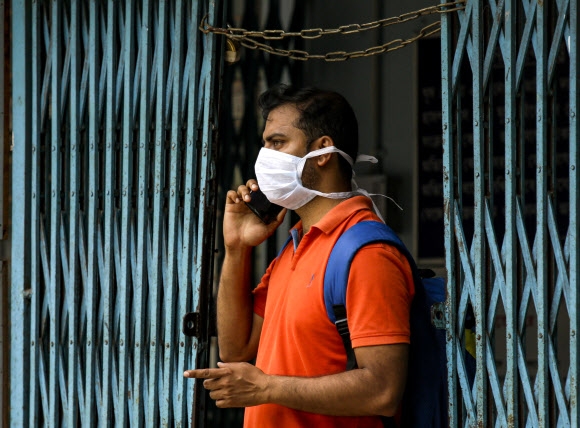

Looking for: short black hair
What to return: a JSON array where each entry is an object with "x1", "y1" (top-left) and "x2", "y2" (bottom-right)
[{"x1": 258, "y1": 84, "x2": 359, "y2": 179}]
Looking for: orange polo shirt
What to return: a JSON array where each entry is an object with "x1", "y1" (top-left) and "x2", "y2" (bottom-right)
[{"x1": 244, "y1": 196, "x2": 415, "y2": 428}]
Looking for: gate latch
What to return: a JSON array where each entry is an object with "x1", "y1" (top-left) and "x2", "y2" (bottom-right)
[{"x1": 182, "y1": 312, "x2": 201, "y2": 338}]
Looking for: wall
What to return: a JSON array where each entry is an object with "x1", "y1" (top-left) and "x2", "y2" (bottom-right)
[{"x1": 304, "y1": 0, "x2": 439, "y2": 260}]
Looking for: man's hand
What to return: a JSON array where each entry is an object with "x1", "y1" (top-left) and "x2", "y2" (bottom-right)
[
  {"x1": 184, "y1": 362, "x2": 269, "y2": 408},
  {"x1": 223, "y1": 180, "x2": 287, "y2": 249}
]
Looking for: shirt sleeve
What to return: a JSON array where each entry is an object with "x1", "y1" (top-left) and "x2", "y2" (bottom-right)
[
  {"x1": 252, "y1": 258, "x2": 276, "y2": 318},
  {"x1": 345, "y1": 243, "x2": 415, "y2": 348}
]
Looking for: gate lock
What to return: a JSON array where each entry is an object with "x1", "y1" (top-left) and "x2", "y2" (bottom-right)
[{"x1": 182, "y1": 312, "x2": 201, "y2": 338}]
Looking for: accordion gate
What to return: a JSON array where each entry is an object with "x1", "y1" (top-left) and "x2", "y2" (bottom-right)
[
  {"x1": 11, "y1": 0, "x2": 223, "y2": 426},
  {"x1": 442, "y1": 0, "x2": 578, "y2": 426}
]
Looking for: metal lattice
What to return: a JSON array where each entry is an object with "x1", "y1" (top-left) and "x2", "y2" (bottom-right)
[
  {"x1": 11, "y1": 0, "x2": 223, "y2": 426},
  {"x1": 442, "y1": 0, "x2": 578, "y2": 426}
]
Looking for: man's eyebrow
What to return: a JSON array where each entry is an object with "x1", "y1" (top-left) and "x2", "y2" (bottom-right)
[{"x1": 262, "y1": 132, "x2": 287, "y2": 142}]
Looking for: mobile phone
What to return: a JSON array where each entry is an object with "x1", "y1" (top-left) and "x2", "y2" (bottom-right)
[{"x1": 244, "y1": 188, "x2": 283, "y2": 224}]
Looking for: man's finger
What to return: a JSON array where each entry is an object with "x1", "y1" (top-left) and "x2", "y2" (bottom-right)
[{"x1": 183, "y1": 368, "x2": 230, "y2": 379}]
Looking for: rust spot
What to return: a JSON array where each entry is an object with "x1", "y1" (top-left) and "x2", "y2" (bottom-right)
[{"x1": 507, "y1": 414, "x2": 515, "y2": 426}]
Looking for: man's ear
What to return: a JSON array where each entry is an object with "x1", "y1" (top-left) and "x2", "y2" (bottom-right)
[{"x1": 315, "y1": 136, "x2": 335, "y2": 166}]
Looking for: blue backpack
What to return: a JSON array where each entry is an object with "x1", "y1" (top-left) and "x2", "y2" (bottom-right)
[{"x1": 323, "y1": 220, "x2": 448, "y2": 427}]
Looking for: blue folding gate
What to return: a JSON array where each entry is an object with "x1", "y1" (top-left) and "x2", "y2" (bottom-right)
[
  {"x1": 442, "y1": 0, "x2": 578, "y2": 426},
  {"x1": 11, "y1": 0, "x2": 223, "y2": 426}
]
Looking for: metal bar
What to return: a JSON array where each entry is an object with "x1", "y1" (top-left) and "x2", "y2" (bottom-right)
[
  {"x1": 0, "y1": 0, "x2": 4, "y2": 243},
  {"x1": 48, "y1": 1, "x2": 62, "y2": 425},
  {"x1": 133, "y1": 0, "x2": 152, "y2": 424},
  {"x1": 163, "y1": 0, "x2": 184, "y2": 424},
  {"x1": 534, "y1": 2, "x2": 549, "y2": 425},
  {"x1": 482, "y1": 0, "x2": 504, "y2": 90},
  {"x1": 451, "y1": 0, "x2": 472, "y2": 97},
  {"x1": 68, "y1": 0, "x2": 80, "y2": 426},
  {"x1": 118, "y1": 1, "x2": 135, "y2": 426},
  {"x1": 85, "y1": 1, "x2": 100, "y2": 425},
  {"x1": 27, "y1": 1, "x2": 41, "y2": 426},
  {"x1": 180, "y1": 2, "x2": 201, "y2": 424},
  {"x1": 192, "y1": 1, "x2": 220, "y2": 424},
  {"x1": 58, "y1": 218, "x2": 70, "y2": 416},
  {"x1": 440, "y1": 0, "x2": 457, "y2": 425},
  {"x1": 453, "y1": 204, "x2": 478, "y2": 424},
  {"x1": 568, "y1": 0, "x2": 578, "y2": 425},
  {"x1": 148, "y1": 1, "x2": 168, "y2": 424},
  {"x1": 502, "y1": 0, "x2": 519, "y2": 425},
  {"x1": 469, "y1": 0, "x2": 487, "y2": 425},
  {"x1": 547, "y1": 0, "x2": 570, "y2": 86},
  {"x1": 102, "y1": 1, "x2": 117, "y2": 424},
  {"x1": 515, "y1": 1, "x2": 538, "y2": 90},
  {"x1": 59, "y1": 7, "x2": 72, "y2": 127},
  {"x1": 10, "y1": 0, "x2": 32, "y2": 426}
]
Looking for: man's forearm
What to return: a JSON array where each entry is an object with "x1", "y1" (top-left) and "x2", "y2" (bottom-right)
[
  {"x1": 217, "y1": 247, "x2": 256, "y2": 361},
  {"x1": 264, "y1": 367, "x2": 400, "y2": 417},
  {"x1": 185, "y1": 345, "x2": 408, "y2": 416}
]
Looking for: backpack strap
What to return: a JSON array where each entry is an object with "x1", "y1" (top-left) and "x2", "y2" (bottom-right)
[
  {"x1": 324, "y1": 221, "x2": 416, "y2": 374},
  {"x1": 325, "y1": 221, "x2": 409, "y2": 428},
  {"x1": 324, "y1": 221, "x2": 414, "y2": 323}
]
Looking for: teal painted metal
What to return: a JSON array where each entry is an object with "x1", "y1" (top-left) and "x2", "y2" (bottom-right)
[
  {"x1": 85, "y1": 3, "x2": 99, "y2": 425},
  {"x1": 570, "y1": 1, "x2": 579, "y2": 424},
  {"x1": 503, "y1": 0, "x2": 518, "y2": 424},
  {"x1": 68, "y1": 1, "x2": 81, "y2": 426},
  {"x1": 10, "y1": 0, "x2": 224, "y2": 426},
  {"x1": 442, "y1": 0, "x2": 578, "y2": 426},
  {"x1": 11, "y1": 0, "x2": 31, "y2": 425},
  {"x1": 441, "y1": 4, "x2": 458, "y2": 428}
]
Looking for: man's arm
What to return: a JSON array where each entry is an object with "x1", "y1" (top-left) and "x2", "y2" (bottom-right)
[
  {"x1": 185, "y1": 343, "x2": 408, "y2": 417},
  {"x1": 216, "y1": 181, "x2": 285, "y2": 362},
  {"x1": 216, "y1": 246, "x2": 263, "y2": 362}
]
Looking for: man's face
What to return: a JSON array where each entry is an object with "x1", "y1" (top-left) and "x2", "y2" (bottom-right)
[
  {"x1": 261, "y1": 104, "x2": 321, "y2": 190},
  {"x1": 261, "y1": 105, "x2": 309, "y2": 157}
]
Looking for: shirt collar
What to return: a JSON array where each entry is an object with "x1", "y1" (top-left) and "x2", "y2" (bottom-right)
[{"x1": 290, "y1": 195, "x2": 375, "y2": 239}]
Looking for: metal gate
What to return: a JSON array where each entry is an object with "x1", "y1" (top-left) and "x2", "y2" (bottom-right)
[
  {"x1": 10, "y1": 0, "x2": 224, "y2": 426},
  {"x1": 442, "y1": 0, "x2": 578, "y2": 426}
]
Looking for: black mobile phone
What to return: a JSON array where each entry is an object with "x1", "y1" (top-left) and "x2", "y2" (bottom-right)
[{"x1": 244, "y1": 189, "x2": 283, "y2": 225}]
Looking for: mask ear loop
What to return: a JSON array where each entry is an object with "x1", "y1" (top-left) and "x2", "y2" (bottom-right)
[
  {"x1": 297, "y1": 145, "x2": 353, "y2": 177},
  {"x1": 299, "y1": 146, "x2": 404, "y2": 221},
  {"x1": 350, "y1": 154, "x2": 404, "y2": 222}
]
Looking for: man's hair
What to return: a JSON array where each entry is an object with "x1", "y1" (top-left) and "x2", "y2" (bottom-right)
[{"x1": 258, "y1": 84, "x2": 359, "y2": 180}]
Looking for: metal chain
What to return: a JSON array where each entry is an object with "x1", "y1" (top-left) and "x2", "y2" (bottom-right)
[
  {"x1": 233, "y1": 21, "x2": 444, "y2": 62},
  {"x1": 199, "y1": 0, "x2": 467, "y2": 62},
  {"x1": 199, "y1": 1, "x2": 465, "y2": 61},
  {"x1": 200, "y1": 1, "x2": 465, "y2": 40}
]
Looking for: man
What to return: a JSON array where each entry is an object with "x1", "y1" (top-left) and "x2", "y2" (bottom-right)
[{"x1": 184, "y1": 85, "x2": 414, "y2": 427}]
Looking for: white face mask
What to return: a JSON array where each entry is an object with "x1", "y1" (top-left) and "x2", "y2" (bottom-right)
[{"x1": 254, "y1": 146, "x2": 377, "y2": 211}]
